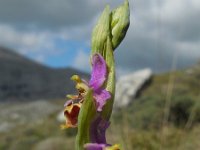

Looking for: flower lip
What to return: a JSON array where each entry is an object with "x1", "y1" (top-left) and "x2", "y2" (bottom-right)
[
  {"x1": 64, "y1": 102, "x2": 81, "y2": 128},
  {"x1": 63, "y1": 93, "x2": 84, "y2": 128}
]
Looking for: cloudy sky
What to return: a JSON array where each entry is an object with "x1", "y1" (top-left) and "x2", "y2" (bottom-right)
[{"x1": 0, "y1": 0, "x2": 200, "y2": 76}]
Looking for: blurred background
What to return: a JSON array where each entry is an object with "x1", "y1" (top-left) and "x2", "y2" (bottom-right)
[{"x1": 0, "y1": 0, "x2": 200, "y2": 149}]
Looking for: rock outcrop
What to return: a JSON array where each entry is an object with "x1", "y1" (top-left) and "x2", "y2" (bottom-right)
[
  {"x1": 0, "y1": 100, "x2": 60, "y2": 133},
  {"x1": 114, "y1": 68, "x2": 152, "y2": 108}
]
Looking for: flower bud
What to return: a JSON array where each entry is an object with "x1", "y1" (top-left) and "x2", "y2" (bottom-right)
[
  {"x1": 91, "y1": 6, "x2": 110, "y2": 55},
  {"x1": 111, "y1": 0, "x2": 130, "y2": 50},
  {"x1": 91, "y1": 0, "x2": 130, "y2": 53}
]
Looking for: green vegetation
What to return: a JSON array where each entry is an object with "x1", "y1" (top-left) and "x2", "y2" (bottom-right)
[
  {"x1": 0, "y1": 66, "x2": 200, "y2": 150},
  {"x1": 112, "y1": 66, "x2": 200, "y2": 149}
]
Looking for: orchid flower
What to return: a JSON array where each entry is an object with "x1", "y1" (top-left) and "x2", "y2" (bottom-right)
[
  {"x1": 62, "y1": 1, "x2": 130, "y2": 150},
  {"x1": 62, "y1": 53, "x2": 111, "y2": 129}
]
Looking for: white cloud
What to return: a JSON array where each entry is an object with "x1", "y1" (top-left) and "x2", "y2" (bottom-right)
[
  {"x1": 0, "y1": 24, "x2": 70, "y2": 57},
  {"x1": 114, "y1": 0, "x2": 200, "y2": 73},
  {"x1": 35, "y1": 54, "x2": 46, "y2": 63},
  {"x1": 73, "y1": 49, "x2": 90, "y2": 72},
  {"x1": 0, "y1": 0, "x2": 200, "y2": 73}
]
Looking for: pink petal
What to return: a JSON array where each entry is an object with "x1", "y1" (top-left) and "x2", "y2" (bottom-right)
[
  {"x1": 89, "y1": 54, "x2": 107, "y2": 90},
  {"x1": 94, "y1": 89, "x2": 111, "y2": 112},
  {"x1": 90, "y1": 115, "x2": 110, "y2": 144},
  {"x1": 84, "y1": 143, "x2": 106, "y2": 150},
  {"x1": 64, "y1": 100, "x2": 73, "y2": 107}
]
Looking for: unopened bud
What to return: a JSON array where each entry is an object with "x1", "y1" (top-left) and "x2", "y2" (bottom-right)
[
  {"x1": 111, "y1": 0, "x2": 130, "y2": 50},
  {"x1": 91, "y1": 6, "x2": 110, "y2": 54}
]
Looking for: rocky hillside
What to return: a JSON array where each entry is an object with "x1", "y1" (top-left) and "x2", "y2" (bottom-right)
[
  {"x1": 1, "y1": 64, "x2": 200, "y2": 150},
  {"x1": 0, "y1": 47, "x2": 89, "y2": 101}
]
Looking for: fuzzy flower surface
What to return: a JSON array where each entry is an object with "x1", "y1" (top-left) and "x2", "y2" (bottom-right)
[
  {"x1": 62, "y1": 53, "x2": 111, "y2": 129},
  {"x1": 89, "y1": 54, "x2": 111, "y2": 111}
]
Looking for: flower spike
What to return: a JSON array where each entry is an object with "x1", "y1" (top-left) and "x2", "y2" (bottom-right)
[{"x1": 62, "y1": 1, "x2": 130, "y2": 150}]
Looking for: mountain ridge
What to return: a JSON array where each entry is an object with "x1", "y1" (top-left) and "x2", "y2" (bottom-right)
[{"x1": 0, "y1": 46, "x2": 89, "y2": 101}]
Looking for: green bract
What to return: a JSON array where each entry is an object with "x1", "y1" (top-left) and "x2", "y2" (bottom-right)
[
  {"x1": 111, "y1": 0, "x2": 130, "y2": 50},
  {"x1": 75, "y1": 89, "x2": 96, "y2": 150}
]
